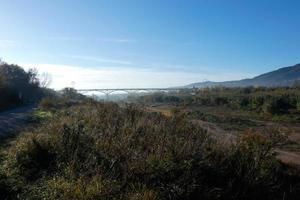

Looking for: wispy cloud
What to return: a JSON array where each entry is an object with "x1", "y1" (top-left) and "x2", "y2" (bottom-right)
[
  {"x1": 45, "y1": 36, "x2": 137, "y2": 44},
  {"x1": 44, "y1": 36, "x2": 194, "y2": 46},
  {"x1": 96, "y1": 38, "x2": 137, "y2": 43},
  {"x1": 67, "y1": 55, "x2": 133, "y2": 65},
  {"x1": 45, "y1": 36, "x2": 85, "y2": 41},
  {"x1": 150, "y1": 39, "x2": 196, "y2": 46},
  {"x1": 66, "y1": 55, "x2": 195, "y2": 71},
  {"x1": 0, "y1": 40, "x2": 20, "y2": 48}
]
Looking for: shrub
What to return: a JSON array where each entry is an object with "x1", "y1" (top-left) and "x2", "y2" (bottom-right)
[
  {"x1": 1, "y1": 102, "x2": 299, "y2": 199},
  {"x1": 263, "y1": 95, "x2": 296, "y2": 114},
  {"x1": 5, "y1": 134, "x2": 55, "y2": 182},
  {"x1": 39, "y1": 97, "x2": 57, "y2": 110}
]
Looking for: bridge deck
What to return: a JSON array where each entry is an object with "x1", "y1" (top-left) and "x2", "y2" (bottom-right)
[{"x1": 77, "y1": 88, "x2": 182, "y2": 92}]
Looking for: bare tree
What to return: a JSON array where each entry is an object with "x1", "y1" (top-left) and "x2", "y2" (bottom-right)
[
  {"x1": 28, "y1": 68, "x2": 40, "y2": 85},
  {"x1": 0, "y1": 58, "x2": 5, "y2": 65},
  {"x1": 39, "y1": 72, "x2": 52, "y2": 88}
]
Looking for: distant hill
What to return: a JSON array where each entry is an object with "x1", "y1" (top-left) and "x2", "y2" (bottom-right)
[{"x1": 186, "y1": 63, "x2": 300, "y2": 88}]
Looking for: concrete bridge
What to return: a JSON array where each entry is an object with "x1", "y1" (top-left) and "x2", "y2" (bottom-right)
[{"x1": 77, "y1": 88, "x2": 183, "y2": 99}]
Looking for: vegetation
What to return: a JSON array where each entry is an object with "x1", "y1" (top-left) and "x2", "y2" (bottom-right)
[
  {"x1": 0, "y1": 101, "x2": 299, "y2": 199},
  {"x1": 1, "y1": 62, "x2": 300, "y2": 199},
  {"x1": 0, "y1": 60, "x2": 52, "y2": 111},
  {"x1": 135, "y1": 87, "x2": 300, "y2": 122}
]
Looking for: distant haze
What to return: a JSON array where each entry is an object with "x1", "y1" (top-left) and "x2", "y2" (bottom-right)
[{"x1": 20, "y1": 63, "x2": 252, "y2": 89}]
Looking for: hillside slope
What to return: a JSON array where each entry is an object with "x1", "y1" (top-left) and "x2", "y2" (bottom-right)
[{"x1": 187, "y1": 63, "x2": 300, "y2": 88}]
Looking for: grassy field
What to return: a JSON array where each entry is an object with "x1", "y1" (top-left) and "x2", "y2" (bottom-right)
[
  {"x1": 0, "y1": 88, "x2": 300, "y2": 199},
  {"x1": 135, "y1": 87, "x2": 300, "y2": 170}
]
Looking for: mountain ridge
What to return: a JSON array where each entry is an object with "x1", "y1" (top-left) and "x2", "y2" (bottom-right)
[{"x1": 186, "y1": 63, "x2": 300, "y2": 88}]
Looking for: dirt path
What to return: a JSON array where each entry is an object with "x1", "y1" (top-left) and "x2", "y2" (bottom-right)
[
  {"x1": 148, "y1": 105, "x2": 300, "y2": 167},
  {"x1": 276, "y1": 150, "x2": 300, "y2": 166},
  {"x1": 0, "y1": 105, "x2": 36, "y2": 137}
]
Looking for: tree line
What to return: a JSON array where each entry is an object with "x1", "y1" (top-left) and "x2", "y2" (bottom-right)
[
  {"x1": 0, "y1": 60, "x2": 51, "y2": 110},
  {"x1": 136, "y1": 86, "x2": 300, "y2": 115}
]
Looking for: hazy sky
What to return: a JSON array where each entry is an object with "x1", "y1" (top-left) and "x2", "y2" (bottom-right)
[{"x1": 0, "y1": 0, "x2": 300, "y2": 89}]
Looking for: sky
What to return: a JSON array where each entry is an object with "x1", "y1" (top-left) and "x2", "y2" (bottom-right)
[{"x1": 0, "y1": 0, "x2": 300, "y2": 89}]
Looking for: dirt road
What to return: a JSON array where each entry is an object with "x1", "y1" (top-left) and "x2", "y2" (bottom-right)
[{"x1": 0, "y1": 105, "x2": 36, "y2": 137}]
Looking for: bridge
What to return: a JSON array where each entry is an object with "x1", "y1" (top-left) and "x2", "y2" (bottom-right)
[{"x1": 76, "y1": 88, "x2": 183, "y2": 99}]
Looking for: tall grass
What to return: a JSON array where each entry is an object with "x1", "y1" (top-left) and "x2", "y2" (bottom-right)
[{"x1": 0, "y1": 102, "x2": 299, "y2": 199}]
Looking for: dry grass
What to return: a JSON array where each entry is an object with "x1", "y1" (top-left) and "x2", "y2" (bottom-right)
[{"x1": 0, "y1": 102, "x2": 299, "y2": 199}]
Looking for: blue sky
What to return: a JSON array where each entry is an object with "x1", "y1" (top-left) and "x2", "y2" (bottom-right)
[{"x1": 0, "y1": 0, "x2": 300, "y2": 89}]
